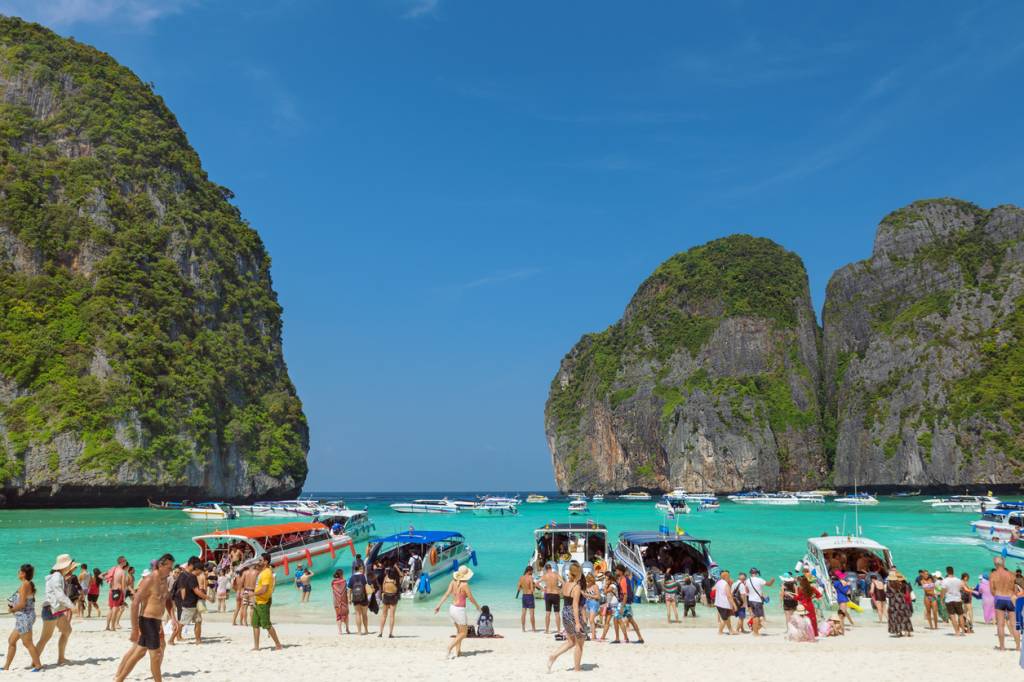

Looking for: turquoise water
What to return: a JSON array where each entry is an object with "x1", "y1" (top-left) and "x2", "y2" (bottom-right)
[{"x1": 0, "y1": 492, "x2": 1016, "y2": 622}]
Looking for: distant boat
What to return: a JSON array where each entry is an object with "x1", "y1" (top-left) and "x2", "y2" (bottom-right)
[
  {"x1": 568, "y1": 500, "x2": 589, "y2": 515},
  {"x1": 793, "y1": 492, "x2": 826, "y2": 503},
  {"x1": 894, "y1": 490, "x2": 921, "y2": 497},
  {"x1": 834, "y1": 493, "x2": 879, "y2": 506},
  {"x1": 479, "y1": 495, "x2": 521, "y2": 507},
  {"x1": 931, "y1": 495, "x2": 1000, "y2": 513},
  {"x1": 655, "y1": 499, "x2": 690, "y2": 516},
  {"x1": 618, "y1": 492, "x2": 652, "y2": 501},
  {"x1": 473, "y1": 500, "x2": 518, "y2": 517},
  {"x1": 182, "y1": 502, "x2": 238, "y2": 520},
  {"x1": 727, "y1": 492, "x2": 799, "y2": 506},
  {"x1": 526, "y1": 494, "x2": 549, "y2": 504},
  {"x1": 567, "y1": 493, "x2": 588, "y2": 501},
  {"x1": 390, "y1": 499, "x2": 459, "y2": 514},
  {"x1": 591, "y1": 494, "x2": 605, "y2": 502},
  {"x1": 148, "y1": 499, "x2": 189, "y2": 510}
]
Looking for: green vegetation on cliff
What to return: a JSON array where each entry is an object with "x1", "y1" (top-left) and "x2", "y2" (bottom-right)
[{"x1": 0, "y1": 18, "x2": 307, "y2": 485}]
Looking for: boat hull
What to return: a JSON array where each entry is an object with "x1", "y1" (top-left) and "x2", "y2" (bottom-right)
[
  {"x1": 390, "y1": 504, "x2": 457, "y2": 514},
  {"x1": 266, "y1": 536, "x2": 356, "y2": 580}
]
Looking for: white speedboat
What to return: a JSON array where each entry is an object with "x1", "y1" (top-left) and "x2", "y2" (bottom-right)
[
  {"x1": 183, "y1": 502, "x2": 238, "y2": 520},
  {"x1": 568, "y1": 499, "x2": 589, "y2": 515},
  {"x1": 315, "y1": 509, "x2": 376, "y2": 543},
  {"x1": 591, "y1": 494, "x2": 605, "y2": 502},
  {"x1": 727, "y1": 492, "x2": 799, "y2": 505},
  {"x1": 931, "y1": 495, "x2": 1000, "y2": 513},
  {"x1": 526, "y1": 494, "x2": 549, "y2": 504},
  {"x1": 473, "y1": 501, "x2": 518, "y2": 517},
  {"x1": 835, "y1": 493, "x2": 879, "y2": 505},
  {"x1": 366, "y1": 530, "x2": 475, "y2": 599},
  {"x1": 798, "y1": 535, "x2": 894, "y2": 605},
  {"x1": 618, "y1": 492, "x2": 653, "y2": 501},
  {"x1": 614, "y1": 530, "x2": 715, "y2": 602},
  {"x1": 194, "y1": 521, "x2": 354, "y2": 577},
  {"x1": 794, "y1": 492, "x2": 826, "y2": 503},
  {"x1": 480, "y1": 495, "x2": 521, "y2": 507},
  {"x1": 655, "y1": 499, "x2": 690, "y2": 516},
  {"x1": 528, "y1": 522, "x2": 608, "y2": 580},
  {"x1": 450, "y1": 500, "x2": 482, "y2": 511},
  {"x1": 567, "y1": 492, "x2": 588, "y2": 501},
  {"x1": 970, "y1": 502, "x2": 1024, "y2": 544},
  {"x1": 390, "y1": 499, "x2": 459, "y2": 514}
]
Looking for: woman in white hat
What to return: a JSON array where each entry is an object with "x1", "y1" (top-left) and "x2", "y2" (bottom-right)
[
  {"x1": 434, "y1": 565, "x2": 479, "y2": 659},
  {"x1": 35, "y1": 554, "x2": 77, "y2": 666}
]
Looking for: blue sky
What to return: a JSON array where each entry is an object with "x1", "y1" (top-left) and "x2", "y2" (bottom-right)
[{"x1": 5, "y1": 1, "x2": 1023, "y2": 491}]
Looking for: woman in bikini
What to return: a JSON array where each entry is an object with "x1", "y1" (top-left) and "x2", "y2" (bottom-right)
[
  {"x1": 920, "y1": 572, "x2": 939, "y2": 629},
  {"x1": 377, "y1": 564, "x2": 402, "y2": 638},
  {"x1": 4, "y1": 564, "x2": 42, "y2": 672},
  {"x1": 547, "y1": 562, "x2": 587, "y2": 673},
  {"x1": 870, "y1": 574, "x2": 887, "y2": 623},
  {"x1": 434, "y1": 565, "x2": 479, "y2": 659}
]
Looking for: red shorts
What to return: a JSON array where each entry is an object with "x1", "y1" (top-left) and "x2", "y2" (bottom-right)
[{"x1": 109, "y1": 589, "x2": 125, "y2": 608}]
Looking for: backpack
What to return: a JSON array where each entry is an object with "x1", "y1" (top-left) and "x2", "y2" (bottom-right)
[
  {"x1": 350, "y1": 576, "x2": 367, "y2": 603},
  {"x1": 733, "y1": 582, "x2": 744, "y2": 604},
  {"x1": 477, "y1": 613, "x2": 494, "y2": 637}
]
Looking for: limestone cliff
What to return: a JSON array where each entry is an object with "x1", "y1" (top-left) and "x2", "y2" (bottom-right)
[
  {"x1": 545, "y1": 235, "x2": 828, "y2": 493},
  {"x1": 0, "y1": 18, "x2": 308, "y2": 505},
  {"x1": 824, "y1": 199, "x2": 1024, "y2": 487}
]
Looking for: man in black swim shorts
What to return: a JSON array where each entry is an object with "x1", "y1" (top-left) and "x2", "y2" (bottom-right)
[{"x1": 115, "y1": 553, "x2": 177, "y2": 682}]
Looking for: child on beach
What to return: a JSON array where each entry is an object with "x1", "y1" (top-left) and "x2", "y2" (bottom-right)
[
  {"x1": 331, "y1": 569, "x2": 350, "y2": 635},
  {"x1": 216, "y1": 569, "x2": 231, "y2": 612}
]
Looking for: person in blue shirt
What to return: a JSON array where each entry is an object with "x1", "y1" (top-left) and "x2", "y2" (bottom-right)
[{"x1": 832, "y1": 571, "x2": 855, "y2": 629}]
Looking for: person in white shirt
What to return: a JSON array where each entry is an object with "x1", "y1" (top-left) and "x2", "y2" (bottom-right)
[
  {"x1": 713, "y1": 570, "x2": 737, "y2": 635},
  {"x1": 940, "y1": 565, "x2": 965, "y2": 636},
  {"x1": 36, "y1": 554, "x2": 77, "y2": 666},
  {"x1": 745, "y1": 567, "x2": 776, "y2": 636}
]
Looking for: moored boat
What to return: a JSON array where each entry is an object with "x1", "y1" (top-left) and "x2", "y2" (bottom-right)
[
  {"x1": 472, "y1": 501, "x2": 518, "y2": 517},
  {"x1": 614, "y1": 530, "x2": 715, "y2": 602},
  {"x1": 793, "y1": 492, "x2": 826, "y2": 503},
  {"x1": 526, "y1": 494, "x2": 549, "y2": 504},
  {"x1": 654, "y1": 499, "x2": 690, "y2": 516},
  {"x1": 727, "y1": 492, "x2": 799, "y2": 505},
  {"x1": 528, "y1": 522, "x2": 608, "y2": 580},
  {"x1": 931, "y1": 495, "x2": 1000, "y2": 513},
  {"x1": 970, "y1": 502, "x2": 1024, "y2": 545},
  {"x1": 798, "y1": 535, "x2": 894, "y2": 605},
  {"x1": 193, "y1": 521, "x2": 354, "y2": 578},
  {"x1": 183, "y1": 502, "x2": 238, "y2": 520},
  {"x1": 148, "y1": 499, "x2": 190, "y2": 510},
  {"x1": 618, "y1": 492, "x2": 652, "y2": 501},
  {"x1": 315, "y1": 509, "x2": 376, "y2": 543},
  {"x1": 835, "y1": 493, "x2": 879, "y2": 505},
  {"x1": 480, "y1": 495, "x2": 521, "y2": 507},
  {"x1": 568, "y1": 499, "x2": 589, "y2": 515},
  {"x1": 390, "y1": 499, "x2": 460, "y2": 514},
  {"x1": 365, "y1": 530, "x2": 475, "y2": 599},
  {"x1": 591, "y1": 494, "x2": 605, "y2": 502}
]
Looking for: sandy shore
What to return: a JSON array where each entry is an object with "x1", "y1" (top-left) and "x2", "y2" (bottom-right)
[{"x1": 1, "y1": 610, "x2": 1019, "y2": 680}]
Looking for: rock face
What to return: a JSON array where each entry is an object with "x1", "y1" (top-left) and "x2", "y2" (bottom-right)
[
  {"x1": 0, "y1": 18, "x2": 308, "y2": 506},
  {"x1": 824, "y1": 199, "x2": 1024, "y2": 487},
  {"x1": 545, "y1": 235, "x2": 828, "y2": 493}
]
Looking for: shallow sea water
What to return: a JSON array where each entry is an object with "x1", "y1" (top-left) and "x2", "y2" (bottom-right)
[{"x1": 0, "y1": 491, "x2": 1016, "y2": 622}]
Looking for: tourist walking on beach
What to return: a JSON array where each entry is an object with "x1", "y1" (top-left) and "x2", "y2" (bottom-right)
[
  {"x1": 434, "y1": 565, "x2": 479, "y2": 660},
  {"x1": 978, "y1": 572, "x2": 995, "y2": 623},
  {"x1": 516, "y1": 566, "x2": 538, "y2": 632},
  {"x1": 745, "y1": 568, "x2": 774, "y2": 636},
  {"x1": 940, "y1": 566, "x2": 965, "y2": 636},
  {"x1": 299, "y1": 567, "x2": 314, "y2": 604},
  {"x1": 613, "y1": 564, "x2": 643, "y2": 643},
  {"x1": 35, "y1": 554, "x2": 77, "y2": 666},
  {"x1": 992, "y1": 557, "x2": 1021, "y2": 651},
  {"x1": 795, "y1": 574, "x2": 821, "y2": 637},
  {"x1": 86, "y1": 568, "x2": 102, "y2": 618},
  {"x1": 869, "y1": 573, "x2": 886, "y2": 623},
  {"x1": 831, "y1": 571, "x2": 855, "y2": 629},
  {"x1": 584, "y1": 573, "x2": 601, "y2": 632},
  {"x1": 239, "y1": 563, "x2": 258, "y2": 627},
  {"x1": 377, "y1": 564, "x2": 401, "y2": 638},
  {"x1": 252, "y1": 553, "x2": 283, "y2": 651},
  {"x1": 733, "y1": 573, "x2": 749, "y2": 633},
  {"x1": 713, "y1": 570, "x2": 737, "y2": 635},
  {"x1": 231, "y1": 569, "x2": 245, "y2": 625},
  {"x1": 885, "y1": 570, "x2": 913, "y2": 637},
  {"x1": 331, "y1": 569, "x2": 350, "y2": 635},
  {"x1": 920, "y1": 570, "x2": 939, "y2": 629},
  {"x1": 4, "y1": 564, "x2": 42, "y2": 671},
  {"x1": 960, "y1": 572, "x2": 976, "y2": 632},
  {"x1": 780, "y1": 575, "x2": 799, "y2": 623},
  {"x1": 599, "y1": 572, "x2": 618, "y2": 641},
  {"x1": 547, "y1": 563, "x2": 587, "y2": 673},
  {"x1": 114, "y1": 553, "x2": 177, "y2": 682},
  {"x1": 348, "y1": 565, "x2": 371, "y2": 635},
  {"x1": 216, "y1": 569, "x2": 231, "y2": 612},
  {"x1": 541, "y1": 562, "x2": 562, "y2": 634},
  {"x1": 106, "y1": 556, "x2": 128, "y2": 631},
  {"x1": 174, "y1": 557, "x2": 209, "y2": 645}
]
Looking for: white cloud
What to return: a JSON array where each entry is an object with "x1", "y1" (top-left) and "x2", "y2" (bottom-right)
[
  {"x1": 0, "y1": 0, "x2": 194, "y2": 27},
  {"x1": 402, "y1": 0, "x2": 438, "y2": 20}
]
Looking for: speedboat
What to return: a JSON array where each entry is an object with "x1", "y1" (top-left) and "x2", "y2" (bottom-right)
[
  {"x1": 691, "y1": 499, "x2": 720, "y2": 512},
  {"x1": 450, "y1": 500, "x2": 482, "y2": 511},
  {"x1": 183, "y1": 502, "x2": 238, "y2": 520},
  {"x1": 794, "y1": 492, "x2": 826, "y2": 503},
  {"x1": 654, "y1": 499, "x2": 690, "y2": 517},
  {"x1": 529, "y1": 522, "x2": 608, "y2": 580},
  {"x1": 971, "y1": 502, "x2": 1024, "y2": 545},
  {"x1": 237, "y1": 500, "x2": 325, "y2": 517},
  {"x1": 526, "y1": 494, "x2": 549, "y2": 503},
  {"x1": 798, "y1": 535, "x2": 894, "y2": 605},
  {"x1": 473, "y1": 501, "x2": 518, "y2": 517},
  {"x1": 480, "y1": 495, "x2": 521, "y2": 507},
  {"x1": 568, "y1": 499, "x2": 589, "y2": 515},
  {"x1": 567, "y1": 493, "x2": 588, "y2": 501},
  {"x1": 314, "y1": 509, "x2": 376, "y2": 543},
  {"x1": 365, "y1": 530, "x2": 475, "y2": 599},
  {"x1": 931, "y1": 495, "x2": 1000, "y2": 513},
  {"x1": 614, "y1": 530, "x2": 716, "y2": 602},
  {"x1": 390, "y1": 499, "x2": 460, "y2": 514},
  {"x1": 618, "y1": 492, "x2": 653, "y2": 501},
  {"x1": 591, "y1": 494, "x2": 605, "y2": 502},
  {"x1": 193, "y1": 521, "x2": 354, "y2": 578},
  {"x1": 727, "y1": 492, "x2": 799, "y2": 505},
  {"x1": 894, "y1": 490, "x2": 921, "y2": 497},
  {"x1": 835, "y1": 493, "x2": 879, "y2": 505},
  {"x1": 148, "y1": 499, "x2": 190, "y2": 510}
]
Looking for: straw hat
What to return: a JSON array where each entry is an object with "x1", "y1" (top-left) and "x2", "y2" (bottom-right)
[
  {"x1": 453, "y1": 565, "x2": 474, "y2": 582},
  {"x1": 52, "y1": 554, "x2": 77, "y2": 573},
  {"x1": 795, "y1": 605, "x2": 808, "y2": 615},
  {"x1": 888, "y1": 569, "x2": 905, "y2": 581}
]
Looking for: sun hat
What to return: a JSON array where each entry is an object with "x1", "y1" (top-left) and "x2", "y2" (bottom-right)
[
  {"x1": 795, "y1": 605, "x2": 808, "y2": 615},
  {"x1": 932, "y1": 570, "x2": 942, "y2": 578},
  {"x1": 453, "y1": 565, "x2": 474, "y2": 582},
  {"x1": 52, "y1": 554, "x2": 77, "y2": 573}
]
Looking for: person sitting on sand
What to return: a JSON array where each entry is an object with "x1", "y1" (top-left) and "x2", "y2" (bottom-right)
[
  {"x1": 785, "y1": 605, "x2": 815, "y2": 643},
  {"x1": 476, "y1": 605, "x2": 495, "y2": 637}
]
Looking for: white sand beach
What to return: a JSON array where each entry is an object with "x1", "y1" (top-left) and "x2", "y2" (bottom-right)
[{"x1": 1, "y1": 611, "x2": 1019, "y2": 681}]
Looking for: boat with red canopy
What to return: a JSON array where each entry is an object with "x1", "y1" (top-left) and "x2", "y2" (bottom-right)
[{"x1": 192, "y1": 521, "x2": 355, "y2": 577}]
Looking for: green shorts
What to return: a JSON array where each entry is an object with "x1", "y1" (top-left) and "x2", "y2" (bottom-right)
[{"x1": 252, "y1": 603, "x2": 272, "y2": 629}]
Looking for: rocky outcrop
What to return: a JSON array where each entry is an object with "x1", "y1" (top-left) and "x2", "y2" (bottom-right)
[
  {"x1": 545, "y1": 235, "x2": 828, "y2": 493},
  {"x1": 824, "y1": 199, "x2": 1024, "y2": 487},
  {"x1": 0, "y1": 17, "x2": 307, "y2": 506}
]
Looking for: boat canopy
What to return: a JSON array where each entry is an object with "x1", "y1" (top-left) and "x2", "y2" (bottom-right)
[
  {"x1": 619, "y1": 530, "x2": 709, "y2": 545},
  {"x1": 371, "y1": 530, "x2": 463, "y2": 544},
  {"x1": 535, "y1": 522, "x2": 607, "y2": 533},
  {"x1": 807, "y1": 536, "x2": 889, "y2": 553},
  {"x1": 204, "y1": 521, "x2": 326, "y2": 539}
]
